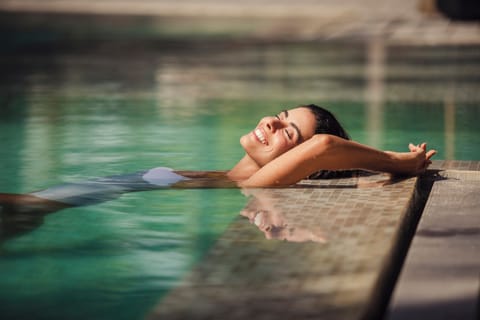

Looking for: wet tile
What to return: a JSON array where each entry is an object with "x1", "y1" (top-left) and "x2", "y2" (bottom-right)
[{"x1": 149, "y1": 173, "x2": 418, "y2": 319}]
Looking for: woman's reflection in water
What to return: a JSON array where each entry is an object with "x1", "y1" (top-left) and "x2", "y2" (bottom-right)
[
  {"x1": 240, "y1": 189, "x2": 327, "y2": 243},
  {"x1": 240, "y1": 173, "x2": 399, "y2": 243}
]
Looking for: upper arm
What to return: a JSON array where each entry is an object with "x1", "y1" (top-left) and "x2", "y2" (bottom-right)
[{"x1": 239, "y1": 134, "x2": 403, "y2": 187}]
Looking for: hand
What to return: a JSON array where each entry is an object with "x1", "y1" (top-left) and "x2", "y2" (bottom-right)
[
  {"x1": 407, "y1": 142, "x2": 437, "y2": 174},
  {"x1": 386, "y1": 143, "x2": 436, "y2": 175}
]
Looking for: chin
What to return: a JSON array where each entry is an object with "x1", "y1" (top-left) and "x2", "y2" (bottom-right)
[
  {"x1": 240, "y1": 133, "x2": 275, "y2": 166},
  {"x1": 239, "y1": 135, "x2": 251, "y2": 153},
  {"x1": 249, "y1": 151, "x2": 271, "y2": 167}
]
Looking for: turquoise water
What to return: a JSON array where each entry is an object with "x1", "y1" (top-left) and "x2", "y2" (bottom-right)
[{"x1": 1, "y1": 19, "x2": 480, "y2": 319}]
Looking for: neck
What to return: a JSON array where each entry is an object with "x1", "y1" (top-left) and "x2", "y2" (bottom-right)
[{"x1": 227, "y1": 154, "x2": 261, "y2": 182}]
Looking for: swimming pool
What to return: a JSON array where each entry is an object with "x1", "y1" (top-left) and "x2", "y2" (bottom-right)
[{"x1": 1, "y1": 19, "x2": 479, "y2": 319}]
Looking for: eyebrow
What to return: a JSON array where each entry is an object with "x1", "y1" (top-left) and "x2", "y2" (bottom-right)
[{"x1": 282, "y1": 110, "x2": 304, "y2": 142}]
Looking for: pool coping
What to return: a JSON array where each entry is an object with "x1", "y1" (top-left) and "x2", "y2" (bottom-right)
[
  {"x1": 388, "y1": 165, "x2": 480, "y2": 320},
  {"x1": 147, "y1": 160, "x2": 479, "y2": 319}
]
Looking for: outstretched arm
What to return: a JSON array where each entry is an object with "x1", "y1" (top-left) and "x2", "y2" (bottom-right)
[{"x1": 239, "y1": 134, "x2": 436, "y2": 187}]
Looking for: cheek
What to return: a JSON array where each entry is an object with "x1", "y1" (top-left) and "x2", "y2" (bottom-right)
[
  {"x1": 270, "y1": 214, "x2": 285, "y2": 227},
  {"x1": 273, "y1": 139, "x2": 295, "y2": 156},
  {"x1": 241, "y1": 133, "x2": 296, "y2": 166}
]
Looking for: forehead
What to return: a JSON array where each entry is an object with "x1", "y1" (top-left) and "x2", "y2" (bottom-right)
[{"x1": 286, "y1": 107, "x2": 316, "y2": 141}]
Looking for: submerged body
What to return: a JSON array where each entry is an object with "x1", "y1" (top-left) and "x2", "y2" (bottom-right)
[
  {"x1": 30, "y1": 167, "x2": 188, "y2": 206},
  {"x1": 28, "y1": 167, "x2": 238, "y2": 207},
  {"x1": 0, "y1": 168, "x2": 234, "y2": 240}
]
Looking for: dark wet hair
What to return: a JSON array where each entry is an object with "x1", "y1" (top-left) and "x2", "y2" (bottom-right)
[
  {"x1": 301, "y1": 104, "x2": 356, "y2": 179},
  {"x1": 303, "y1": 104, "x2": 350, "y2": 140}
]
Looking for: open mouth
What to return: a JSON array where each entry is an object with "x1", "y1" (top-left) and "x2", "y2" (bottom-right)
[
  {"x1": 254, "y1": 128, "x2": 267, "y2": 145},
  {"x1": 253, "y1": 211, "x2": 264, "y2": 226}
]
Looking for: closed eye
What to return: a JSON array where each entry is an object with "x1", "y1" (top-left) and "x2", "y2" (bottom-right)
[
  {"x1": 285, "y1": 129, "x2": 292, "y2": 140},
  {"x1": 275, "y1": 114, "x2": 294, "y2": 140},
  {"x1": 278, "y1": 110, "x2": 304, "y2": 143}
]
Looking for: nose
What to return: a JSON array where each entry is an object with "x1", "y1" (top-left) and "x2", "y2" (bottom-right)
[
  {"x1": 264, "y1": 116, "x2": 281, "y2": 133},
  {"x1": 260, "y1": 224, "x2": 272, "y2": 232}
]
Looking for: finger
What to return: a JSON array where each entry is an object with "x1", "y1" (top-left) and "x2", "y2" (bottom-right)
[
  {"x1": 426, "y1": 149, "x2": 437, "y2": 160},
  {"x1": 409, "y1": 143, "x2": 416, "y2": 152},
  {"x1": 411, "y1": 144, "x2": 424, "y2": 153},
  {"x1": 420, "y1": 142, "x2": 427, "y2": 151}
]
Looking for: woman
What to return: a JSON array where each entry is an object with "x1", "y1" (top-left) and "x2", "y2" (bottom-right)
[
  {"x1": 0, "y1": 104, "x2": 435, "y2": 238},
  {"x1": 227, "y1": 104, "x2": 435, "y2": 187}
]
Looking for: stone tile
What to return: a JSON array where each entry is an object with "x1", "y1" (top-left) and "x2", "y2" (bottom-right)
[
  {"x1": 148, "y1": 173, "x2": 418, "y2": 319},
  {"x1": 388, "y1": 169, "x2": 480, "y2": 320},
  {"x1": 430, "y1": 160, "x2": 480, "y2": 171},
  {"x1": 148, "y1": 162, "x2": 480, "y2": 319}
]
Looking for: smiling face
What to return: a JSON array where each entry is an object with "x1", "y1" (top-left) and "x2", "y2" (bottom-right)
[{"x1": 240, "y1": 107, "x2": 316, "y2": 166}]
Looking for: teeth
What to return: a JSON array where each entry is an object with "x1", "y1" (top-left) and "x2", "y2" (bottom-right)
[
  {"x1": 255, "y1": 128, "x2": 266, "y2": 145},
  {"x1": 254, "y1": 212, "x2": 263, "y2": 226}
]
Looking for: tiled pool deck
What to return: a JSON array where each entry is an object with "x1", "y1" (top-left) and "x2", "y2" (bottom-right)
[
  {"x1": 389, "y1": 163, "x2": 480, "y2": 320},
  {"x1": 149, "y1": 160, "x2": 479, "y2": 320}
]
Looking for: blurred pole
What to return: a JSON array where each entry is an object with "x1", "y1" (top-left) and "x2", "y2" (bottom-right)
[
  {"x1": 365, "y1": 35, "x2": 385, "y2": 148},
  {"x1": 444, "y1": 92, "x2": 455, "y2": 160}
]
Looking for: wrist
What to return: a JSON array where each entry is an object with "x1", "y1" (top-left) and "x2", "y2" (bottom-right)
[{"x1": 384, "y1": 151, "x2": 401, "y2": 173}]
